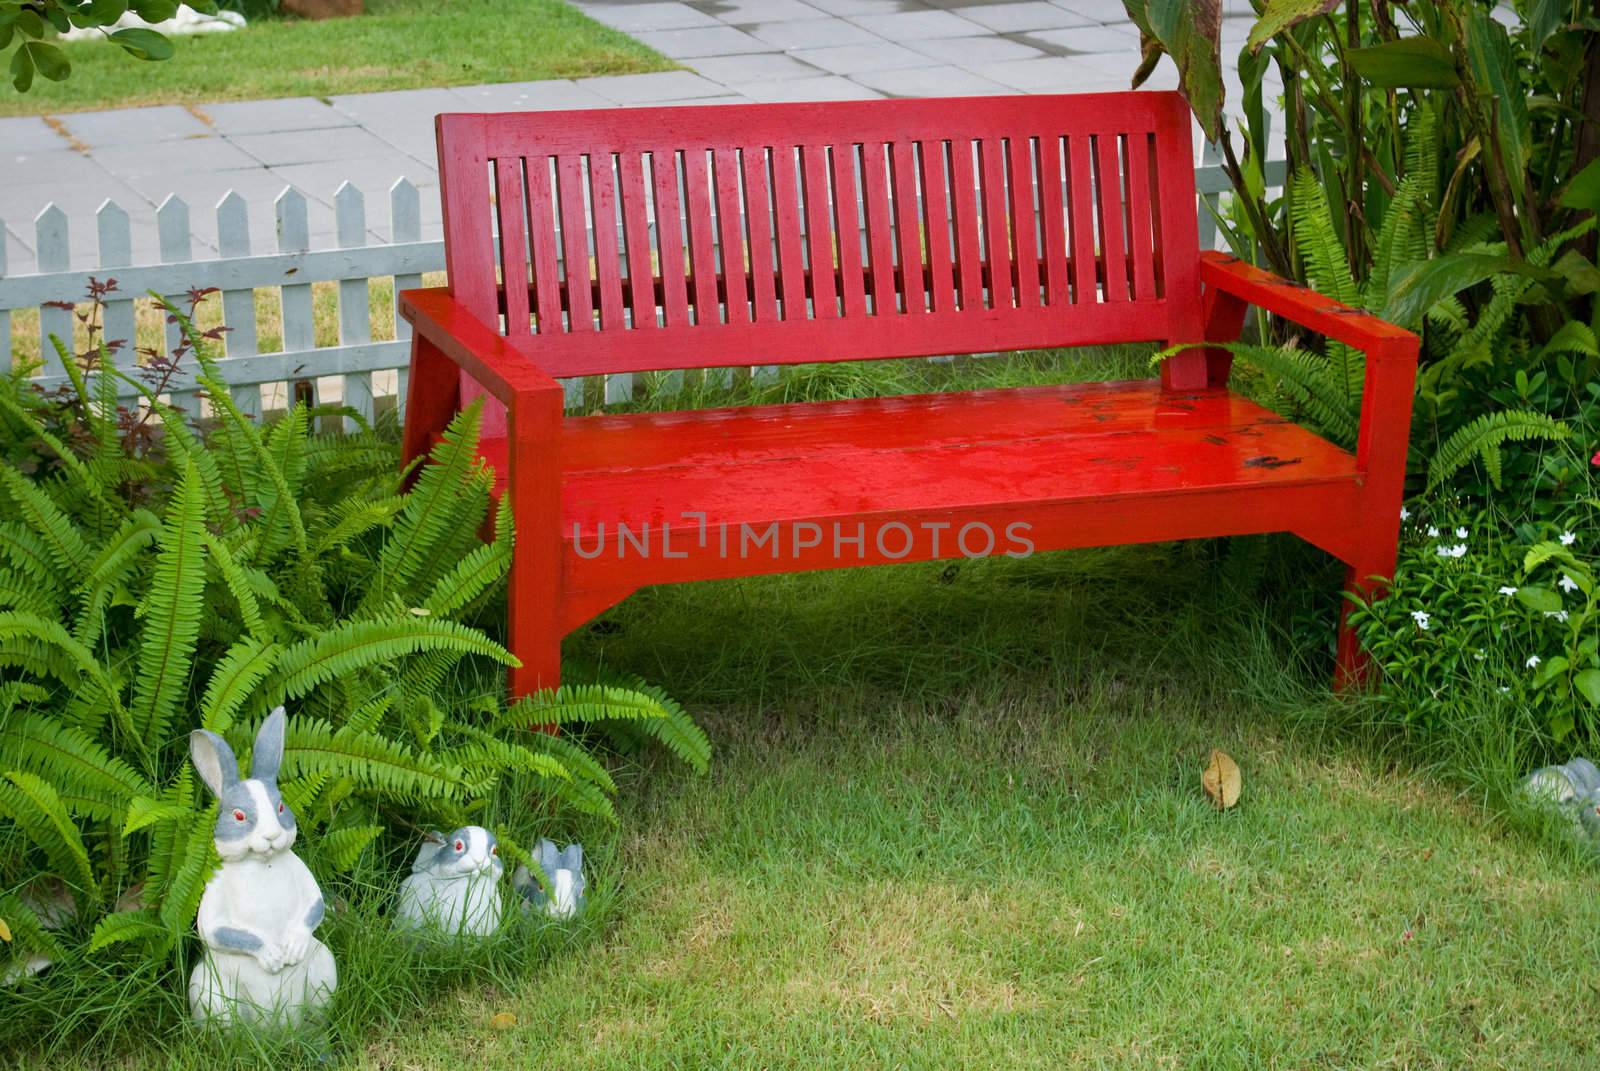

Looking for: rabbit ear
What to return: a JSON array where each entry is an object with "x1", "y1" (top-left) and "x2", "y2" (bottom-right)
[
  {"x1": 190, "y1": 730, "x2": 239, "y2": 798},
  {"x1": 250, "y1": 706, "x2": 287, "y2": 784},
  {"x1": 413, "y1": 832, "x2": 446, "y2": 872}
]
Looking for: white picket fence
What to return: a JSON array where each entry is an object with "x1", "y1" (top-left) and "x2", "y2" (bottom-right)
[{"x1": 1, "y1": 154, "x2": 1285, "y2": 423}]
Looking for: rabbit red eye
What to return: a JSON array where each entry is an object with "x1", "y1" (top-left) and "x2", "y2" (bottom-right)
[
  {"x1": 277, "y1": 803, "x2": 284, "y2": 814},
  {"x1": 454, "y1": 840, "x2": 465, "y2": 852},
  {"x1": 232, "y1": 809, "x2": 246, "y2": 822},
  {"x1": 491, "y1": 845, "x2": 498, "y2": 856}
]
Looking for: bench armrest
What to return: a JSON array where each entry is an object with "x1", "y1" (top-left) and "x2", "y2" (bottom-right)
[
  {"x1": 1195, "y1": 251, "x2": 1418, "y2": 522},
  {"x1": 399, "y1": 287, "x2": 563, "y2": 406},
  {"x1": 1198, "y1": 252, "x2": 1418, "y2": 362}
]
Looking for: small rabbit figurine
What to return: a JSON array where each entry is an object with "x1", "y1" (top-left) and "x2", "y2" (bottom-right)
[
  {"x1": 512, "y1": 839, "x2": 587, "y2": 919},
  {"x1": 394, "y1": 826, "x2": 504, "y2": 936},
  {"x1": 1524, "y1": 758, "x2": 1600, "y2": 850},
  {"x1": 188, "y1": 707, "x2": 337, "y2": 1028}
]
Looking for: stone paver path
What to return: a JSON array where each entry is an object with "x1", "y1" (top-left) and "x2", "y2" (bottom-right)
[{"x1": 1, "y1": 0, "x2": 1269, "y2": 271}]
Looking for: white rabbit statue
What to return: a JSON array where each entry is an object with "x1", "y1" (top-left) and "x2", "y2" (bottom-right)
[
  {"x1": 512, "y1": 839, "x2": 587, "y2": 919},
  {"x1": 187, "y1": 707, "x2": 337, "y2": 1028},
  {"x1": 394, "y1": 826, "x2": 504, "y2": 936}
]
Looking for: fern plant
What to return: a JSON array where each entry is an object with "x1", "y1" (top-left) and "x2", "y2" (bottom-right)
[
  {"x1": 0, "y1": 292, "x2": 708, "y2": 982},
  {"x1": 1157, "y1": 162, "x2": 1573, "y2": 495}
]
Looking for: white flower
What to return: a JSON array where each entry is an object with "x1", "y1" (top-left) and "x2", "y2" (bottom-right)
[
  {"x1": 1400, "y1": 507, "x2": 1411, "y2": 521},
  {"x1": 1427, "y1": 526, "x2": 1440, "y2": 537},
  {"x1": 1527, "y1": 654, "x2": 1542, "y2": 669},
  {"x1": 1455, "y1": 527, "x2": 1468, "y2": 539},
  {"x1": 1544, "y1": 610, "x2": 1570, "y2": 623},
  {"x1": 1499, "y1": 686, "x2": 1511, "y2": 694},
  {"x1": 1560, "y1": 574, "x2": 1579, "y2": 593},
  {"x1": 1434, "y1": 543, "x2": 1468, "y2": 559},
  {"x1": 1411, "y1": 610, "x2": 1431, "y2": 630},
  {"x1": 1473, "y1": 650, "x2": 1486, "y2": 662},
  {"x1": 1498, "y1": 586, "x2": 1518, "y2": 596},
  {"x1": 1560, "y1": 531, "x2": 1576, "y2": 546}
]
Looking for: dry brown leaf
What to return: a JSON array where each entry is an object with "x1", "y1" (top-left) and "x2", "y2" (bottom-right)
[
  {"x1": 1202, "y1": 749, "x2": 1241, "y2": 810},
  {"x1": 488, "y1": 1011, "x2": 518, "y2": 1031}
]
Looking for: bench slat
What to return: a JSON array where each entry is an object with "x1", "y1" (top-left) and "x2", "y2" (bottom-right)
[
  {"x1": 590, "y1": 152, "x2": 626, "y2": 331},
  {"x1": 948, "y1": 139, "x2": 983, "y2": 312},
  {"x1": 618, "y1": 151, "x2": 657, "y2": 328},
  {"x1": 651, "y1": 149, "x2": 691, "y2": 328},
  {"x1": 831, "y1": 143, "x2": 867, "y2": 320},
  {"x1": 891, "y1": 140, "x2": 926, "y2": 315},
  {"x1": 683, "y1": 149, "x2": 719, "y2": 326},
  {"x1": 712, "y1": 146, "x2": 750, "y2": 326},
  {"x1": 919, "y1": 139, "x2": 955, "y2": 314},
  {"x1": 526, "y1": 156, "x2": 564, "y2": 335},
  {"x1": 741, "y1": 147, "x2": 779, "y2": 324},
  {"x1": 1093, "y1": 134, "x2": 1129, "y2": 304},
  {"x1": 771, "y1": 147, "x2": 807, "y2": 323},
  {"x1": 1038, "y1": 135, "x2": 1069, "y2": 308},
  {"x1": 978, "y1": 138, "x2": 1010, "y2": 310},
  {"x1": 495, "y1": 157, "x2": 532, "y2": 336},
  {"x1": 557, "y1": 155, "x2": 594, "y2": 332},
  {"x1": 1008, "y1": 134, "x2": 1041, "y2": 310},
  {"x1": 1124, "y1": 132, "x2": 1158, "y2": 301},
  {"x1": 860, "y1": 141, "x2": 897, "y2": 315}
]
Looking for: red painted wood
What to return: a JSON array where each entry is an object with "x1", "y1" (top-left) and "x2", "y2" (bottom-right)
[
  {"x1": 800, "y1": 144, "x2": 839, "y2": 319},
  {"x1": 977, "y1": 138, "x2": 1011, "y2": 309},
  {"x1": 589, "y1": 152, "x2": 625, "y2": 331},
  {"x1": 1037, "y1": 135, "x2": 1068, "y2": 308},
  {"x1": 1008, "y1": 135, "x2": 1041, "y2": 309},
  {"x1": 1065, "y1": 133, "x2": 1096, "y2": 305},
  {"x1": 741, "y1": 147, "x2": 779, "y2": 323},
  {"x1": 682, "y1": 149, "x2": 719, "y2": 325},
  {"x1": 1124, "y1": 133, "x2": 1157, "y2": 301},
  {"x1": 771, "y1": 147, "x2": 807, "y2": 321},
  {"x1": 556, "y1": 155, "x2": 593, "y2": 333},
  {"x1": 713, "y1": 147, "x2": 750, "y2": 325},
  {"x1": 919, "y1": 140, "x2": 955, "y2": 313},
  {"x1": 831, "y1": 143, "x2": 868, "y2": 319},
  {"x1": 651, "y1": 149, "x2": 691, "y2": 328},
  {"x1": 494, "y1": 157, "x2": 531, "y2": 336},
  {"x1": 948, "y1": 140, "x2": 983, "y2": 311},
  {"x1": 1093, "y1": 134, "x2": 1129, "y2": 303},
  {"x1": 617, "y1": 152, "x2": 656, "y2": 329},
  {"x1": 525, "y1": 156, "x2": 564, "y2": 336},
  {"x1": 412, "y1": 93, "x2": 1419, "y2": 692},
  {"x1": 860, "y1": 141, "x2": 898, "y2": 314}
]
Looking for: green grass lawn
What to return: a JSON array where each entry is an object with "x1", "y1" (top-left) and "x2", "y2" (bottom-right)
[
  {"x1": 14, "y1": 352, "x2": 1600, "y2": 1069},
  {"x1": 0, "y1": 0, "x2": 670, "y2": 116}
]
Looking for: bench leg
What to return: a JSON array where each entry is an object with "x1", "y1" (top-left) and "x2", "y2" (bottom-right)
[
  {"x1": 1334, "y1": 541, "x2": 1399, "y2": 692},
  {"x1": 400, "y1": 333, "x2": 461, "y2": 477},
  {"x1": 505, "y1": 393, "x2": 564, "y2": 725}
]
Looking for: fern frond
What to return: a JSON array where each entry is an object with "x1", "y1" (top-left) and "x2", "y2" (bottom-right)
[
  {"x1": 1152, "y1": 342, "x2": 1360, "y2": 446},
  {"x1": 201, "y1": 531, "x2": 265, "y2": 638},
  {"x1": 155, "y1": 811, "x2": 218, "y2": 936},
  {"x1": 0, "y1": 772, "x2": 99, "y2": 906},
  {"x1": 421, "y1": 540, "x2": 511, "y2": 617},
  {"x1": 158, "y1": 412, "x2": 237, "y2": 536},
  {"x1": 312, "y1": 495, "x2": 406, "y2": 554},
  {"x1": 0, "y1": 389, "x2": 117, "y2": 521},
  {"x1": 0, "y1": 891, "x2": 65, "y2": 962},
  {"x1": 312, "y1": 824, "x2": 383, "y2": 873},
  {"x1": 129, "y1": 460, "x2": 207, "y2": 749},
  {"x1": 199, "y1": 638, "x2": 281, "y2": 734},
  {"x1": 1289, "y1": 167, "x2": 1359, "y2": 307},
  {"x1": 0, "y1": 612, "x2": 133, "y2": 748},
  {"x1": 283, "y1": 717, "x2": 464, "y2": 802},
  {"x1": 0, "y1": 522, "x2": 62, "y2": 601},
  {"x1": 88, "y1": 908, "x2": 166, "y2": 953},
  {"x1": 74, "y1": 510, "x2": 160, "y2": 647},
  {"x1": 272, "y1": 617, "x2": 515, "y2": 701},
  {"x1": 0, "y1": 467, "x2": 89, "y2": 576},
  {"x1": 122, "y1": 795, "x2": 193, "y2": 837},
  {"x1": 1426, "y1": 410, "x2": 1571, "y2": 490},
  {"x1": 0, "y1": 714, "x2": 151, "y2": 821}
]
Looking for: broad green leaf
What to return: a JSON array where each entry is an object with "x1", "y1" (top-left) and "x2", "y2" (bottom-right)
[
  {"x1": 84, "y1": 0, "x2": 130, "y2": 24},
  {"x1": 1347, "y1": 38, "x2": 1460, "y2": 89},
  {"x1": 129, "y1": 0, "x2": 178, "y2": 20},
  {"x1": 1246, "y1": 0, "x2": 1337, "y2": 54},
  {"x1": 1560, "y1": 157, "x2": 1600, "y2": 214},
  {"x1": 1124, "y1": 0, "x2": 1223, "y2": 141},
  {"x1": 1576, "y1": 669, "x2": 1600, "y2": 708},
  {"x1": 1526, "y1": 0, "x2": 1564, "y2": 50},
  {"x1": 15, "y1": 9, "x2": 44, "y2": 37},
  {"x1": 24, "y1": 41, "x2": 69, "y2": 83},
  {"x1": 1515, "y1": 585, "x2": 1562, "y2": 614},
  {"x1": 1534, "y1": 655, "x2": 1570, "y2": 688},
  {"x1": 110, "y1": 27, "x2": 174, "y2": 60},
  {"x1": 1382, "y1": 254, "x2": 1518, "y2": 327},
  {"x1": 9, "y1": 41, "x2": 33, "y2": 92},
  {"x1": 1464, "y1": 9, "x2": 1529, "y2": 189}
]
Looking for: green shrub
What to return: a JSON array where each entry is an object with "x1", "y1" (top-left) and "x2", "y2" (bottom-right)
[{"x1": 0, "y1": 290, "x2": 708, "y2": 1023}]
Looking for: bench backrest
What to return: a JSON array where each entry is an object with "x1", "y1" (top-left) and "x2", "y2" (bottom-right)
[{"x1": 436, "y1": 93, "x2": 1203, "y2": 379}]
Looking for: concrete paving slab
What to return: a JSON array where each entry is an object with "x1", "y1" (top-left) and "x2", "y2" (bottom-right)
[
  {"x1": 88, "y1": 137, "x2": 260, "y2": 180},
  {"x1": 955, "y1": 1, "x2": 1092, "y2": 31},
  {"x1": 1026, "y1": 22, "x2": 1139, "y2": 52},
  {"x1": 905, "y1": 35, "x2": 1046, "y2": 63},
  {"x1": 585, "y1": 1, "x2": 721, "y2": 31},
  {"x1": 582, "y1": 70, "x2": 732, "y2": 103},
  {"x1": 450, "y1": 79, "x2": 616, "y2": 111},
  {"x1": 634, "y1": 24, "x2": 777, "y2": 56},
  {"x1": 56, "y1": 105, "x2": 212, "y2": 147},
  {"x1": 846, "y1": 9, "x2": 982, "y2": 38},
  {"x1": 1047, "y1": 0, "x2": 1133, "y2": 21},
  {"x1": 790, "y1": 40, "x2": 934, "y2": 74},
  {"x1": 731, "y1": 74, "x2": 883, "y2": 101},
  {"x1": 200, "y1": 97, "x2": 352, "y2": 136},
  {"x1": 695, "y1": 0, "x2": 826, "y2": 22},
  {"x1": 852, "y1": 63, "x2": 1011, "y2": 96},
  {"x1": 689, "y1": 52, "x2": 828, "y2": 82},
  {"x1": 326, "y1": 87, "x2": 464, "y2": 126},
  {"x1": 975, "y1": 54, "x2": 1106, "y2": 91},
  {"x1": 231, "y1": 126, "x2": 408, "y2": 168},
  {"x1": 0, "y1": 116, "x2": 68, "y2": 154},
  {"x1": 795, "y1": 0, "x2": 905, "y2": 15},
  {"x1": 745, "y1": 16, "x2": 878, "y2": 49}
]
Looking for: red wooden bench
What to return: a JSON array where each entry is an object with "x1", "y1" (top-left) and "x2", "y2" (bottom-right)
[{"x1": 398, "y1": 93, "x2": 1418, "y2": 697}]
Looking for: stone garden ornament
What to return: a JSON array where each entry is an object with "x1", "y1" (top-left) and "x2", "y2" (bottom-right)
[
  {"x1": 1524, "y1": 757, "x2": 1600, "y2": 846},
  {"x1": 513, "y1": 839, "x2": 587, "y2": 919},
  {"x1": 395, "y1": 826, "x2": 505, "y2": 936},
  {"x1": 188, "y1": 707, "x2": 337, "y2": 1027}
]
